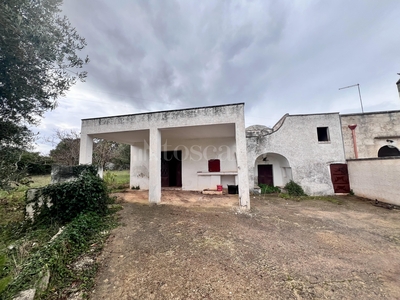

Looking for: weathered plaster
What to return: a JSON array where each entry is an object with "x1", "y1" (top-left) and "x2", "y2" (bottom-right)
[
  {"x1": 340, "y1": 111, "x2": 400, "y2": 159},
  {"x1": 246, "y1": 113, "x2": 346, "y2": 195}
]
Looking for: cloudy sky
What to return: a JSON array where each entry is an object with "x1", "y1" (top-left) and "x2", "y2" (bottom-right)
[{"x1": 34, "y1": 0, "x2": 400, "y2": 153}]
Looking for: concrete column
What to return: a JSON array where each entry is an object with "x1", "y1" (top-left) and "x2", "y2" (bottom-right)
[
  {"x1": 235, "y1": 122, "x2": 251, "y2": 209},
  {"x1": 148, "y1": 128, "x2": 161, "y2": 203},
  {"x1": 79, "y1": 133, "x2": 93, "y2": 164},
  {"x1": 130, "y1": 142, "x2": 150, "y2": 189}
]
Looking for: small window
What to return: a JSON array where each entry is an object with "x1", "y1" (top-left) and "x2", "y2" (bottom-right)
[
  {"x1": 317, "y1": 127, "x2": 330, "y2": 142},
  {"x1": 208, "y1": 159, "x2": 220, "y2": 172}
]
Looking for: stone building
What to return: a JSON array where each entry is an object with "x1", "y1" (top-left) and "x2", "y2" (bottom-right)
[
  {"x1": 340, "y1": 110, "x2": 400, "y2": 206},
  {"x1": 246, "y1": 113, "x2": 347, "y2": 196},
  {"x1": 79, "y1": 102, "x2": 400, "y2": 207},
  {"x1": 340, "y1": 110, "x2": 400, "y2": 159}
]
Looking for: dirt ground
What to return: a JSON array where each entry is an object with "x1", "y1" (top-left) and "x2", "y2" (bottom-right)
[{"x1": 91, "y1": 190, "x2": 400, "y2": 299}]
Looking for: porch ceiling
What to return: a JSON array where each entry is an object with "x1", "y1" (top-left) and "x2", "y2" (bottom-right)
[{"x1": 89, "y1": 123, "x2": 235, "y2": 144}]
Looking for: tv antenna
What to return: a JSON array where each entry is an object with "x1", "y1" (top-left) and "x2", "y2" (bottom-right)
[{"x1": 339, "y1": 83, "x2": 364, "y2": 113}]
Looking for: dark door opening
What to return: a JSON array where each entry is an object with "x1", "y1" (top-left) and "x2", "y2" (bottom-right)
[
  {"x1": 258, "y1": 165, "x2": 273, "y2": 186},
  {"x1": 378, "y1": 145, "x2": 400, "y2": 157},
  {"x1": 161, "y1": 151, "x2": 182, "y2": 187},
  {"x1": 330, "y1": 164, "x2": 350, "y2": 193}
]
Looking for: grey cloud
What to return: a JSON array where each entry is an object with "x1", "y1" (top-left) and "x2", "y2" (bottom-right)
[{"x1": 54, "y1": 0, "x2": 400, "y2": 126}]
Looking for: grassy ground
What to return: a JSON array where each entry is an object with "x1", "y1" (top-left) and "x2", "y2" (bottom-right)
[
  {"x1": 0, "y1": 171, "x2": 129, "y2": 225},
  {"x1": 0, "y1": 175, "x2": 51, "y2": 225},
  {"x1": 104, "y1": 170, "x2": 130, "y2": 192},
  {"x1": 0, "y1": 173, "x2": 120, "y2": 299},
  {"x1": 112, "y1": 170, "x2": 129, "y2": 185}
]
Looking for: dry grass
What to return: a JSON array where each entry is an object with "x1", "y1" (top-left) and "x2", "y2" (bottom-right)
[{"x1": 0, "y1": 175, "x2": 51, "y2": 225}]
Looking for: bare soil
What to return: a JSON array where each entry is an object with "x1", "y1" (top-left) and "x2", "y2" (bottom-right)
[{"x1": 91, "y1": 191, "x2": 400, "y2": 299}]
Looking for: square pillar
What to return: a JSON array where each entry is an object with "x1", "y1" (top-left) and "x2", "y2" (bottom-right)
[
  {"x1": 235, "y1": 122, "x2": 250, "y2": 209},
  {"x1": 149, "y1": 128, "x2": 161, "y2": 203},
  {"x1": 79, "y1": 133, "x2": 93, "y2": 164},
  {"x1": 130, "y1": 142, "x2": 149, "y2": 190}
]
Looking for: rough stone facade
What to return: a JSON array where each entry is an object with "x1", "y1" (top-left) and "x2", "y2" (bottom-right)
[{"x1": 340, "y1": 111, "x2": 400, "y2": 159}]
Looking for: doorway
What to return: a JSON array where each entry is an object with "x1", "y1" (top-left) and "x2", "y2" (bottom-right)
[
  {"x1": 258, "y1": 165, "x2": 273, "y2": 186},
  {"x1": 330, "y1": 164, "x2": 350, "y2": 193},
  {"x1": 161, "y1": 151, "x2": 182, "y2": 187}
]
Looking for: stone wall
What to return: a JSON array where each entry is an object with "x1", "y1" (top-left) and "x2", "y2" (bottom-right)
[
  {"x1": 51, "y1": 165, "x2": 77, "y2": 184},
  {"x1": 340, "y1": 111, "x2": 400, "y2": 159}
]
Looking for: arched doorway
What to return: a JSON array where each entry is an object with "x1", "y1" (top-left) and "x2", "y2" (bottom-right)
[
  {"x1": 378, "y1": 145, "x2": 400, "y2": 157},
  {"x1": 254, "y1": 153, "x2": 292, "y2": 187}
]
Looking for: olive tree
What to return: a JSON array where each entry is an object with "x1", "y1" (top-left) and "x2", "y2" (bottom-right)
[{"x1": 0, "y1": 0, "x2": 88, "y2": 188}]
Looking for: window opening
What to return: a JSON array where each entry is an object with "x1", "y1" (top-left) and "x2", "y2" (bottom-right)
[
  {"x1": 317, "y1": 127, "x2": 330, "y2": 142},
  {"x1": 378, "y1": 145, "x2": 400, "y2": 157}
]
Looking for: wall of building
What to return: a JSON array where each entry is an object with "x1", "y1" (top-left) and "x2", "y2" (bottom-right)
[
  {"x1": 340, "y1": 111, "x2": 400, "y2": 159},
  {"x1": 254, "y1": 153, "x2": 291, "y2": 187},
  {"x1": 247, "y1": 113, "x2": 346, "y2": 195},
  {"x1": 165, "y1": 137, "x2": 237, "y2": 191},
  {"x1": 130, "y1": 137, "x2": 237, "y2": 191},
  {"x1": 347, "y1": 157, "x2": 400, "y2": 206}
]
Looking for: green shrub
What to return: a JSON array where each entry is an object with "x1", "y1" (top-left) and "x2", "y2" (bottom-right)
[
  {"x1": 259, "y1": 184, "x2": 280, "y2": 194},
  {"x1": 279, "y1": 193, "x2": 290, "y2": 199},
  {"x1": 284, "y1": 180, "x2": 307, "y2": 196},
  {"x1": 0, "y1": 254, "x2": 11, "y2": 293},
  {"x1": 1, "y1": 212, "x2": 117, "y2": 299},
  {"x1": 28, "y1": 171, "x2": 109, "y2": 225},
  {"x1": 103, "y1": 171, "x2": 116, "y2": 186}
]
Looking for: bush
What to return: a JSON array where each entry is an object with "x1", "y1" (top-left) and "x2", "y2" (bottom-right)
[
  {"x1": 1, "y1": 212, "x2": 117, "y2": 299},
  {"x1": 103, "y1": 171, "x2": 116, "y2": 186},
  {"x1": 17, "y1": 151, "x2": 53, "y2": 175},
  {"x1": 28, "y1": 171, "x2": 109, "y2": 225},
  {"x1": 259, "y1": 184, "x2": 280, "y2": 194},
  {"x1": 284, "y1": 180, "x2": 307, "y2": 196}
]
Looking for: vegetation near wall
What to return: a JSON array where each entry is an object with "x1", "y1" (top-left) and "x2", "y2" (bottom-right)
[
  {"x1": 0, "y1": 165, "x2": 119, "y2": 299},
  {"x1": 284, "y1": 180, "x2": 307, "y2": 196},
  {"x1": 28, "y1": 166, "x2": 108, "y2": 225}
]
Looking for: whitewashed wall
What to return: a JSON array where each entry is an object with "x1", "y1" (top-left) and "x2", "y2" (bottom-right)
[
  {"x1": 347, "y1": 157, "x2": 400, "y2": 206},
  {"x1": 247, "y1": 113, "x2": 346, "y2": 195},
  {"x1": 130, "y1": 137, "x2": 237, "y2": 191},
  {"x1": 254, "y1": 153, "x2": 291, "y2": 187}
]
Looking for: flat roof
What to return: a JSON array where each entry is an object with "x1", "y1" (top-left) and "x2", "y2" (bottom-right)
[
  {"x1": 340, "y1": 110, "x2": 400, "y2": 117},
  {"x1": 82, "y1": 102, "x2": 245, "y2": 121},
  {"x1": 288, "y1": 112, "x2": 339, "y2": 117}
]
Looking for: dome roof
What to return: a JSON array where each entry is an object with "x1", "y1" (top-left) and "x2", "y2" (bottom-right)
[{"x1": 245, "y1": 124, "x2": 273, "y2": 136}]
